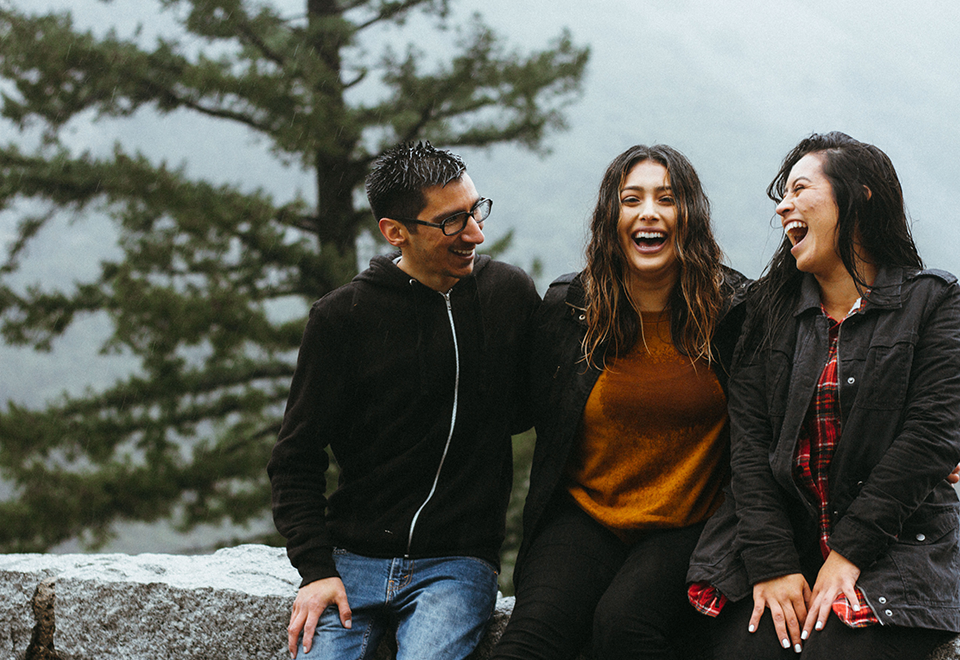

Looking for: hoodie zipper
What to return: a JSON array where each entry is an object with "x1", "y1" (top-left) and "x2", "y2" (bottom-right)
[{"x1": 405, "y1": 290, "x2": 459, "y2": 556}]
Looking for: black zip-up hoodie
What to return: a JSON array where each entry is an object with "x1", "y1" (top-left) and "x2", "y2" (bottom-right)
[{"x1": 269, "y1": 253, "x2": 540, "y2": 587}]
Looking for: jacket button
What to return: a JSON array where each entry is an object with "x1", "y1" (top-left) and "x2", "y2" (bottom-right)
[
  {"x1": 885, "y1": 609, "x2": 893, "y2": 617},
  {"x1": 878, "y1": 596, "x2": 887, "y2": 604},
  {"x1": 916, "y1": 533, "x2": 926, "y2": 542},
  {"x1": 578, "y1": 314, "x2": 585, "y2": 321},
  {"x1": 846, "y1": 376, "x2": 855, "y2": 384}
]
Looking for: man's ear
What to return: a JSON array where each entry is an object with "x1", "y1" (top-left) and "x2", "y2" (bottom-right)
[{"x1": 379, "y1": 217, "x2": 408, "y2": 248}]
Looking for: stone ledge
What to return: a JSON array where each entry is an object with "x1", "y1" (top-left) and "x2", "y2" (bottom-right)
[{"x1": 0, "y1": 545, "x2": 954, "y2": 660}]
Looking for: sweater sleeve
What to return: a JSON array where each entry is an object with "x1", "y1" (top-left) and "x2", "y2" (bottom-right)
[{"x1": 268, "y1": 294, "x2": 353, "y2": 587}]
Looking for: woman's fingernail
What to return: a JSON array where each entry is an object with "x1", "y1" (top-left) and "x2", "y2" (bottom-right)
[
  {"x1": 782, "y1": 638, "x2": 790, "y2": 649},
  {"x1": 801, "y1": 630, "x2": 808, "y2": 640},
  {"x1": 795, "y1": 643, "x2": 802, "y2": 653},
  {"x1": 748, "y1": 624, "x2": 756, "y2": 632},
  {"x1": 815, "y1": 620, "x2": 824, "y2": 631}
]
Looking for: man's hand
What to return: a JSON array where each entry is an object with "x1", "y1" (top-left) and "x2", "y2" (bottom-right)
[
  {"x1": 802, "y1": 550, "x2": 861, "y2": 643},
  {"x1": 287, "y1": 577, "x2": 352, "y2": 658},
  {"x1": 749, "y1": 573, "x2": 811, "y2": 653}
]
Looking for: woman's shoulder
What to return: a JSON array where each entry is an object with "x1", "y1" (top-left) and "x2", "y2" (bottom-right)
[
  {"x1": 907, "y1": 267, "x2": 958, "y2": 286},
  {"x1": 871, "y1": 267, "x2": 960, "y2": 311},
  {"x1": 720, "y1": 265, "x2": 754, "y2": 305},
  {"x1": 542, "y1": 271, "x2": 585, "y2": 308}
]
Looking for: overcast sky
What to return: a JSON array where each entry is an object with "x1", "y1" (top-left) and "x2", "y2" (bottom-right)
[{"x1": 6, "y1": 0, "x2": 960, "y2": 406}]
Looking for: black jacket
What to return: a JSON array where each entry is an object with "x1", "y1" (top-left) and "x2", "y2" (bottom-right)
[
  {"x1": 269, "y1": 254, "x2": 540, "y2": 587},
  {"x1": 688, "y1": 267, "x2": 960, "y2": 632},
  {"x1": 514, "y1": 267, "x2": 750, "y2": 585}
]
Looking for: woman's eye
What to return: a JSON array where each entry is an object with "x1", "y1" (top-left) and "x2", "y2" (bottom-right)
[
  {"x1": 621, "y1": 195, "x2": 639, "y2": 204},
  {"x1": 660, "y1": 196, "x2": 675, "y2": 205}
]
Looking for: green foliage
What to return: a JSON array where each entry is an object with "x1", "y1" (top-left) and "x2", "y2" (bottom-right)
[{"x1": 0, "y1": 0, "x2": 587, "y2": 551}]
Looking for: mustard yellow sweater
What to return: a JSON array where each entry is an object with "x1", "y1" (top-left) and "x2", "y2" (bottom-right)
[{"x1": 566, "y1": 310, "x2": 728, "y2": 535}]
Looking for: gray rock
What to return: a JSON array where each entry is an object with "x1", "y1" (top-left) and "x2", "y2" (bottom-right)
[
  {"x1": 0, "y1": 545, "x2": 954, "y2": 659},
  {"x1": 932, "y1": 637, "x2": 960, "y2": 660}
]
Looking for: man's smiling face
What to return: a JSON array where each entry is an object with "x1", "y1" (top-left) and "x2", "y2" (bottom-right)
[{"x1": 394, "y1": 174, "x2": 485, "y2": 292}]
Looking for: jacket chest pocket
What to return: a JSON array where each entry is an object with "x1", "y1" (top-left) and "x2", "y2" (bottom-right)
[{"x1": 845, "y1": 341, "x2": 913, "y2": 411}]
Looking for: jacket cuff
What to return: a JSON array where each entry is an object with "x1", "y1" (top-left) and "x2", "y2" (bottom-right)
[
  {"x1": 827, "y1": 517, "x2": 889, "y2": 569},
  {"x1": 742, "y1": 542, "x2": 803, "y2": 585}
]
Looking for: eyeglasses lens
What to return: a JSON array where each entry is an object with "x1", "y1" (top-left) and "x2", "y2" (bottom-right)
[{"x1": 442, "y1": 199, "x2": 492, "y2": 235}]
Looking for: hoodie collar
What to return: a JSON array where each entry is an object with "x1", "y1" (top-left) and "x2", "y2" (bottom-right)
[{"x1": 358, "y1": 252, "x2": 490, "y2": 293}]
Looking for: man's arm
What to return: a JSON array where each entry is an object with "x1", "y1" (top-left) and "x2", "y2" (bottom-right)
[{"x1": 268, "y1": 295, "x2": 356, "y2": 654}]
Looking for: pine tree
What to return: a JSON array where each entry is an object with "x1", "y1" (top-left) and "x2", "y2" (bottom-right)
[{"x1": 0, "y1": 0, "x2": 587, "y2": 551}]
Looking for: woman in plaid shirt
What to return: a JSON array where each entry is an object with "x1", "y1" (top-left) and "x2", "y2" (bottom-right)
[{"x1": 687, "y1": 132, "x2": 960, "y2": 658}]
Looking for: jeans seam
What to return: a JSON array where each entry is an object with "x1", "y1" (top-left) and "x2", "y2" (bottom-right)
[{"x1": 460, "y1": 556, "x2": 499, "y2": 576}]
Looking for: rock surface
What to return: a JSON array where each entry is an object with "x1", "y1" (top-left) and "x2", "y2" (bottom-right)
[{"x1": 0, "y1": 545, "x2": 954, "y2": 659}]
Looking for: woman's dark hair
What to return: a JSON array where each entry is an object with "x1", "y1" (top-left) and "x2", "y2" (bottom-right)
[
  {"x1": 753, "y1": 131, "x2": 923, "y2": 348},
  {"x1": 581, "y1": 144, "x2": 725, "y2": 368}
]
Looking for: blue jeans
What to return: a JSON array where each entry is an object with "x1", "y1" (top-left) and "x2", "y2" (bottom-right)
[{"x1": 298, "y1": 549, "x2": 499, "y2": 660}]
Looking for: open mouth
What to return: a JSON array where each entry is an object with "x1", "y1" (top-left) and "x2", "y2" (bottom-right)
[
  {"x1": 784, "y1": 220, "x2": 808, "y2": 245},
  {"x1": 632, "y1": 230, "x2": 667, "y2": 249}
]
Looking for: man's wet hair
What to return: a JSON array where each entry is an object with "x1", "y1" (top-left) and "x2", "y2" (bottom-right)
[{"x1": 366, "y1": 142, "x2": 467, "y2": 221}]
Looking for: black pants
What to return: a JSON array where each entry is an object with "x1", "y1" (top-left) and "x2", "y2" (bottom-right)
[
  {"x1": 708, "y1": 580, "x2": 955, "y2": 660},
  {"x1": 491, "y1": 497, "x2": 709, "y2": 660}
]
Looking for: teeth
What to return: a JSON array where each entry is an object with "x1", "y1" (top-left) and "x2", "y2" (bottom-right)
[
  {"x1": 633, "y1": 231, "x2": 665, "y2": 239},
  {"x1": 784, "y1": 221, "x2": 807, "y2": 233}
]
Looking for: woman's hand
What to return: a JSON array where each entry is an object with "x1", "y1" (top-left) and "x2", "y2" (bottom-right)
[
  {"x1": 948, "y1": 463, "x2": 960, "y2": 484},
  {"x1": 749, "y1": 573, "x2": 811, "y2": 652},
  {"x1": 802, "y1": 550, "x2": 860, "y2": 642}
]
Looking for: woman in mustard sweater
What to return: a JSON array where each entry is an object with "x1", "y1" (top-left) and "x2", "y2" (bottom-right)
[{"x1": 491, "y1": 144, "x2": 749, "y2": 659}]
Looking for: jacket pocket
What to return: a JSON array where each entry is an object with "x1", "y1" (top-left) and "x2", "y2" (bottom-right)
[
  {"x1": 854, "y1": 342, "x2": 914, "y2": 411},
  {"x1": 886, "y1": 504, "x2": 960, "y2": 606}
]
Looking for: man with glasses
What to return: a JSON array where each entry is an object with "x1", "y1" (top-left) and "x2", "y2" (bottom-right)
[{"x1": 269, "y1": 142, "x2": 540, "y2": 659}]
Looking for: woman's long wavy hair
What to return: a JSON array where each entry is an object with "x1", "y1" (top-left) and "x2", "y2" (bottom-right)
[
  {"x1": 581, "y1": 145, "x2": 725, "y2": 369},
  {"x1": 751, "y1": 132, "x2": 923, "y2": 350}
]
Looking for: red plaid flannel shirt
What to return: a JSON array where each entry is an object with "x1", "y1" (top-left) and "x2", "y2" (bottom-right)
[{"x1": 690, "y1": 300, "x2": 878, "y2": 627}]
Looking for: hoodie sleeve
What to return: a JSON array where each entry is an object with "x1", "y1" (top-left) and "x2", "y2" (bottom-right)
[
  {"x1": 508, "y1": 268, "x2": 543, "y2": 435},
  {"x1": 268, "y1": 293, "x2": 354, "y2": 587}
]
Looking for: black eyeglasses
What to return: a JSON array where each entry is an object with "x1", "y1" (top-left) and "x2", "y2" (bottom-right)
[{"x1": 396, "y1": 198, "x2": 492, "y2": 236}]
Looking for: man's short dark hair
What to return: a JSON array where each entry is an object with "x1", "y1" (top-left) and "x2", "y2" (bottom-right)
[{"x1": 366, "y1": 142, "x2": 467, "y2": 221}]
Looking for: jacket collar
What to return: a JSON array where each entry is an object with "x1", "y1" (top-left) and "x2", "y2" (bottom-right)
[{"x1": 794, "y1": 266, "x2": 906, "y2": 317}]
